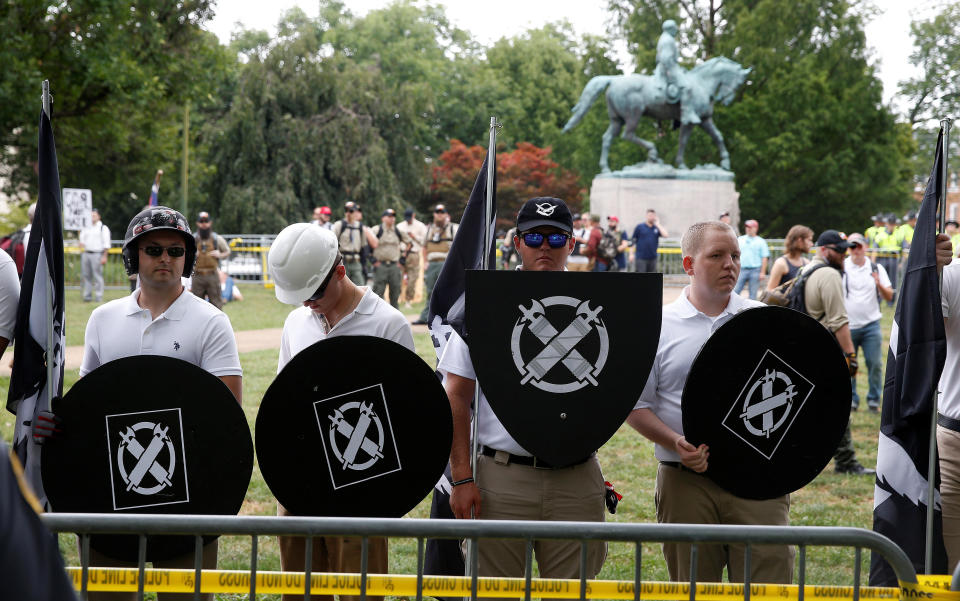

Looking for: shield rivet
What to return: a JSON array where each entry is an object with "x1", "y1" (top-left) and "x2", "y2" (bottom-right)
[{"x1": 560, "y1": 413, "x2": 567, "y2": 420}]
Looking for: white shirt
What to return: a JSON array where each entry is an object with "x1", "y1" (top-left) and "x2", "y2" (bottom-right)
[
  {"x1": 843, "y1": 256, "x2": 891, "y2": 329},
  {"x1": 634, "y1": 286, "x2": 764, "y2": 462},
  {"x1": 278, "y1": 287, "x2": 414, "y2": 372},
  {"x1": 939, "y1": 263, "x2": 960, "y2": 419},
  {"x1": 0, "y1": 252, "x2": 19, "y2": 340},
  {"x1": 79, "y1": 221, "x2": 111, "y2": 253},
  {"x1": 80, "y1": 288, "x2": 242, "y2": 377},
  {"x1": 438, "y1": 330, "x2": 530, "y2": 456},
  {"x1": 397, "y1": 218, "x2": 427, "y2": 253}
]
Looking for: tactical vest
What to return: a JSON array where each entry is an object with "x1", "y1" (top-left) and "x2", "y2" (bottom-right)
[
  {"x1": 373, "y1": 225, "x2": 402, "y2": 262},
  {"x1": 425, "y1": 222, "x2": 455, "y2": 260},
  {"x1": 194, "y1": 233, "x2": 221, "y2": 272},
  {"x1": 336, "y1": 220, "x2": 363, "y2": 255}
]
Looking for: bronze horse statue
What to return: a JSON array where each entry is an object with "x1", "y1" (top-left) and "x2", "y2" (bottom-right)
[{"x1": 563, "y1": 57, "x2": 751, "y2": 172}]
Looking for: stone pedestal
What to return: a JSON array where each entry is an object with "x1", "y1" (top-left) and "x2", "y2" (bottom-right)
[{"x1": 588, "y1": 163, "x2": 740, "y2": 237}]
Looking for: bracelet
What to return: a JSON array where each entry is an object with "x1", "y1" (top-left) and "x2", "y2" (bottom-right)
[{"x1": 451, "y1": 477, "x2": 474, "y2": 487}]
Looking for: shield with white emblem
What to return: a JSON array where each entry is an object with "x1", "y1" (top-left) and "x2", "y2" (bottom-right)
[
  {"x1": 256, "y1": 336, "x2": 453, "y2": 517},
  {"x1": 41, "y1": 356, "x2": 252, "y2": 561},
  {"x1": 681, "y1": 306, "x2": 851, "y2": 499},
  {"x1": 465, "y1": 270, "x2": 662, "y2": 467}
]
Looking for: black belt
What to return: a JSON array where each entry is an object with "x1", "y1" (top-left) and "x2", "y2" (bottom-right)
[
  {"x1": 660, "y1": 461, "x2": 705, "y2": 476},
  {"x1": 84, "y1": 250, "x2": 104, "y2": 254},
  {"x1": 480, "y1": 446, "x2": 590, "y2": 470},
  {"x1": 939, "y1": 413, "x2": 960, "y2": 433},
  {"x1": 378, "y1": 260, "x2": 397, "y2": 265}
]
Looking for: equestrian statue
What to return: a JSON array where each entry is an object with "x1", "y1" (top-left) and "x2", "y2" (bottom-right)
[{"x1": 562, "y1": 20, "x2": 751, "y2": 173}]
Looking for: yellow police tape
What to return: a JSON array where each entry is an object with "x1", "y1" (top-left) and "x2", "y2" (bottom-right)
[{"x1": 64, "y1": 569, "x2": 960, "y2": 600}]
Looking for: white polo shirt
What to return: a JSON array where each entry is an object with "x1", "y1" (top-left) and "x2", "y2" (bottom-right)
[
  {"x1": 438, "y1": 330, "x2": 530, "y2": 456},
  {"x1": 0, "y1": 251, "x2": 19, "y2": 341},
  {"x1": 843, "y1": 257, "x2": 891, "y2": 329},
  {"x1": 80, "y1": 288, "x2": 242, "y2": 377},
  {"x1": 634, "y1": 286, "x2": 763, "y2": 462},
  {"x1": 278, "y1": 287, "x2": 414, "y2": 372},
  {"x1": 939, "y1": 263, "x2": 960, "y2": 419},
  {"x1": 79, "y1": 221, "x2": 111, "y2": 253}
]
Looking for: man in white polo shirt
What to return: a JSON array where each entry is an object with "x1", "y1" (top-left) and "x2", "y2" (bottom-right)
[
  {"x1": 843, "y1": 233, "x2": 893, "y2": 412},
  {"x1": 440, "y1": 197, "x2": 607, "y2": 585},
  {"x1": 628, "y1": 220, "x2": 794, "y2": 583},
  {"x1": 936, "y1": 231, "x2": 960, "y2": 573},
  {"x1": 78, "y1": 207, "x2": 111, "y2": 303},
  {"x1": 268, "y1": 222, "x2": 413, "y2": 601},
  {"x1": 79, "y1": 206, "x2": 242, "y2": 601}
]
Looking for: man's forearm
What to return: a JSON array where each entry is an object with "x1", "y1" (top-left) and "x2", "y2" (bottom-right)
[{"x1": 834, "y1": 323, "x2": 854, "y2": 354}]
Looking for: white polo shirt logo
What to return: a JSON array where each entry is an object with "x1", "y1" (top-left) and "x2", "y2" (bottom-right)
[
  {"x1": 722, "y1": 349, "x2": 815, "y2": 460},
  {"x1": 511, "y1": 296, "x2": 609, "y2": 393}
]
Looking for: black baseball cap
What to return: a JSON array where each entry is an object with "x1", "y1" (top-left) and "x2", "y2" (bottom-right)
[
  {"x1": 404, "y1": 208, "x2": 414, "y2": 218},
  {"x1": 516, "y1": 197, "x2": 573, "y2": 233},
  {"x1": 815, "y1": 229, "x2": 852, "y2": 250},
  {"x1": 383, "y1": 208, "x2": 396, "y2": 217}
]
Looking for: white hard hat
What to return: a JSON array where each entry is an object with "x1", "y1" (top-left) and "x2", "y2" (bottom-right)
[{"x1": 268, "y1": 223, "x2": 340, "y2": 305}]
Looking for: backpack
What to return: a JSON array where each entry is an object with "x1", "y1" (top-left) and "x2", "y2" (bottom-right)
[
  {"x1": 0, "y1": 230, "x2": 26, "y2": 275},
  {"x1": 759, "y1": 262, "x2": 831, "y2": 315},
  {"x1": 597, "y1": 230, "x2": 619, "y2": 261}
]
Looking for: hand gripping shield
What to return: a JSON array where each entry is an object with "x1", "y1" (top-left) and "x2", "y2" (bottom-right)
[
  {"x1": 681, "y1": 306, "x2": 850, "y2": 499},
  {"x1": 41, "y1": 356, "x2": 253, "y2": 561},
  {"x1": 465, "y1": 270, "x2": 662, "y2": 467}
]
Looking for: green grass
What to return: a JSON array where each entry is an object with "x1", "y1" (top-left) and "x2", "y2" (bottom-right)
[{"x1": 0, "y1": 294, "x2": 900, "y2": 598}]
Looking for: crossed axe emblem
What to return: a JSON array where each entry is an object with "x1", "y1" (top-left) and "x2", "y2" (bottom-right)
[
  {"x1": 117, "y1": 422, "x2": 176, "y2": 495},
  {"x1": 328, "y1": 401, "x2": 385, "y2": 472},
  {"x1": 513, "y1": 298, "x2": 607, "y2": 392}
]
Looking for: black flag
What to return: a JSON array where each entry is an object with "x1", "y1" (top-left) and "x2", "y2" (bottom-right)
[
  {"x1": 424, "y1": 155, "x2": 497, "y2": 582},
  {"x1": 870, "y1": 129, "x2": 948, "y2": 584},
  {"x1": 7, "y1": 109, "x2": 66, "y2": 508}
]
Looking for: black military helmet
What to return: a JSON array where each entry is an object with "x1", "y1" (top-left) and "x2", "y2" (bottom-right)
[{"x1": 121, "y1": 206, "x2": 197, "y2": 276}]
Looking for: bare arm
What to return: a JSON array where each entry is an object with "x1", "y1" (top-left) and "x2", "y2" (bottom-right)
[
  {"x1": 759, "y1": 256, "x2": 768, "y2": 280},
  {"x1": 834, "y1": 323, "x2": 854, "y2": 354},
  {"x1": 365, "y1": 226, "x2": 379, "y2": 249},
  {"x1": 874, "y1": 272, "x2": 893, "y2": 302},
  {"x1": 767, "y1": 257, "x2": 787, "y2": 290},
  {"x1": 656, "y1": 222, "x2": 668, "y2": 237},
  {"x1": 445, "y1": 372, "x2": 481, "y2": 518},
  {"x1": 219, "y1": 375, "x2": 242, "y2": 405},
  {"x1": 626, "y1": 408, "x2": 709, "y2": 472}
]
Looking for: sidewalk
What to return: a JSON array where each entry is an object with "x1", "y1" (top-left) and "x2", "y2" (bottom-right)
[{"x1": 1, "y1": 286, "x2": 685, "y2": 375}]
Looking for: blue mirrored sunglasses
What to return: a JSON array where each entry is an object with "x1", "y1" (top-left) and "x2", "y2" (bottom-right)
[{"x1": 522, "y1": 232, "x2": 570, "y2": 249}]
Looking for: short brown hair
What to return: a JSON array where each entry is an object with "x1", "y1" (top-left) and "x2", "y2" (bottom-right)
[{"x1": 681, "y1": 221, "x2": 736, "y2": 257}]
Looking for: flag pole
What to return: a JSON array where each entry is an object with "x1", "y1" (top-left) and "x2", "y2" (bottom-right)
[
  {"x1": 927, "y1": 118, "x2": 952, "y2": 572},
  {"x1": 41, "y1": 80, "x2": 55, "y2": 414},
  {"x1": 465, "y1": 117, "x2": 497, "y2": 576}
]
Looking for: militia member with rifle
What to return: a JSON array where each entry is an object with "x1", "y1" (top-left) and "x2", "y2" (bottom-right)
[
  {"x1": 628, "y1": 220, "x2": 794, "y2": 583},
  {"x1": 439, "y1": 197, "x2": 606, "y2": 584},
  {"x1": 268, "y1": 222, "x2": 414, "y2": 601}
]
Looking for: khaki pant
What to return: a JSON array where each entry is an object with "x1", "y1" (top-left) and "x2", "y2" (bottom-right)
[
  {"x1": 656, "y1": 464, "x2": 794, "y2": 583},
  {"x1": 939, "y1": 425, "x2": 960, "y2": 573},
  {"x1": 567, "y1": 258, "x2": 590, "y2": 272},
  {"x1": 277, "y1": 504, "x2": 388, "y2": 601},
  {"x1": 467, "y1": 453, "x2": 606, "y2": 594},
  {"x1": 373, "y1": 261, "x2": 402, "y2": 307},
  {"x1": 191, "y1": 271, "x2": 223, "y2": 309},
  {"x1": 402, "y1": 252, "x2": 421, "y2": 302},
  {"x1": 85, "y1": 539, "x2": 218, "y2": 601},
  {"x1": 344, "y1": 259, "x2": 364, "y2": 285}
]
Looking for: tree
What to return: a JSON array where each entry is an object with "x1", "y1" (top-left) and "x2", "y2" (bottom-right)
[
  {"x1": 606, "y1": 0, "x2": 911, "y2": 236},
  {"x1": 0, "y1": 1, "x2": 227, "y2": 234},
  {"x1": 431, "y1": 140, "x2": 584, "y2": 228},
  {"x1": 899, "y1": 2, "x2": 960, "y2": 128}
]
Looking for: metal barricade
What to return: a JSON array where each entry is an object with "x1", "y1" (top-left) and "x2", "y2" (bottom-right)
[{"x1": 41, "y1": 514, "x2": 918, "y2": 601}]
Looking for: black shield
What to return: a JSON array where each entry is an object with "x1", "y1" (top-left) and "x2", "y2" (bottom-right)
[
  {"x1": 256, "y1": 336, "x2": 452, "y2": 518},
  {"x1": 41, "y1": 356, "x2": 253, "y2": 561},
  {"x1": 681, "y1": 306, "x2": 850, "y2": 500},
  {"x1": 465, "y1": 270, "x2": 662, "y2": 467}
]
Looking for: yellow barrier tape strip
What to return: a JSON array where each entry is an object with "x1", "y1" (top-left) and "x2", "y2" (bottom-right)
[{"x1": 65, "y1": 568, "x2": 960, "y2": 600}]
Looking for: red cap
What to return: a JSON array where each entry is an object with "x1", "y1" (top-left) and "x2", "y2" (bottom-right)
[
  {"x1": 319, "y1": 206, "x2": 332, "y2": 215},
  {"x1": 608, "y1": 215, "x2": 619, "y2": 222}
]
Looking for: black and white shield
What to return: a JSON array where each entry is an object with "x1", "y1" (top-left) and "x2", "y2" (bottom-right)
[
  {"x1": 41, "y1": 356, "x2": 253, "y2": 561},
  {"x1": 465, "y1": 270, "x2": 661, "y2": 467},
  {"x1": 256, "y1": 336, "x2": 452, "y2": 518},
  {"x1": 681, "y1": 306, "x2": 850, "y2": 499}
]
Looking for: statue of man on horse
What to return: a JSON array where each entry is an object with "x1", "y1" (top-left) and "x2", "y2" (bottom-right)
[{"x1": 563, "y1": 20, "x2": 751, "y2": 173}]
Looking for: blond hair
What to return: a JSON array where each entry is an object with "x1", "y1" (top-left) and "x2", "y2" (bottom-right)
[{"x1": 681, "y1": 221, "x2": 736, "y2": 257}]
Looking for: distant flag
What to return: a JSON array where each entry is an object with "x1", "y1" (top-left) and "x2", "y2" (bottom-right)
[
  {"x1": 149, "y1": 169, "x2": 163, "y2": 206},
  {"x1": 7, "y1": 108, "x2": 66, "y2": 508},
  {"x1": 870, "y1": 128, "x2": 948, "y2": 584},
  {"x1": 423, "y1": 152, "x2": 497, "y2": 584}
]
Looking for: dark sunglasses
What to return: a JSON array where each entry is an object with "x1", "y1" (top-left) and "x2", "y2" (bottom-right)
[
  {"x1": 434, "y1": 209, "x2": 446, "y2": 214},
  {"x1": 141, "y1": 245, "x2": 186, "y2": 258},
  {"x1": 197, "y1": 218, "x2": 210, "y2": 224},
  {"x1": 306, "y1": 256, "x2": 342, "y2": 302},
  {"x1": 522, "y1": 232, "x2": 570, "y2": 249}
]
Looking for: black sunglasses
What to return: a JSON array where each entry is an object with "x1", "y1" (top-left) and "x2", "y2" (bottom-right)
[
  {"x1": 197, "y1": 218, "x2": 210, "y2": 224},
  {"x1": 522, "y1": 232, "x2": 570, "y2": 249},
  {"x1": 434, "y1": 209, "x2": 446, "y2": 214},
  {"x1": 141, "y1": 245, "x2": 186, "y2": 258},
  {"x1": 306, "y1": 256, "x2": 343, "y2": 302}
]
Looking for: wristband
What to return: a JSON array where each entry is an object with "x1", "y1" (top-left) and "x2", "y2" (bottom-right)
[{"x1": 451, "y1": 477, "x2": 474, "y2": 487}]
